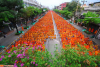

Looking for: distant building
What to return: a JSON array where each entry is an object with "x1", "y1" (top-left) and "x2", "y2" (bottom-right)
[
  {"x1": 76, "y1": 2, "x2": 100, "y2": 16},
  {"x1": 23, "y1": 0, "x2": 41, "y2": 8},
  {"x1": 89, "y1": 2, "x2": 100, "y2": 7},
  {"x1": 61, "y1": 2, "x2": 68, "y2": 10},
  {"x1": 83, "y1": 2, "x2": 100, "y2": 14},
  {"x1": 57, "y1": 2, "x2": 69, "y2": 10},
  {"x1": 81, "y1": 4, "x2": 89, "y2": 8},
  {"x1": 54, "y1": 6, "x2": 59, "y2": 9}
]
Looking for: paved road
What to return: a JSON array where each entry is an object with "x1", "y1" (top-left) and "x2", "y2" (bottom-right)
[
  {"x1": 45, "y1": 39, "x2": 61, "y2": 57},
  {"x1": 0, "y1": 13, "x2": 48, "y2": 54},
  {"x1": 0, "y1": 19, "x2": 40, "y2": 54},
  {"x1": 0, "y1": 23, "x2": 31, "y2": 52}
]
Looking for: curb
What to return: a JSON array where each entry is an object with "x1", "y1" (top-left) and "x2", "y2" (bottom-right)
[{"x1": 0, "y1": 16, "x2": 42, "y2": 55}]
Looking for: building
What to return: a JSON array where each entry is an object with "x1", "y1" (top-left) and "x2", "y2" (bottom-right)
[
  {"x1": 75, "y1": 2, "x2": 100, "y2": 16},
  {"x1": 81, "y1": 4, "x2": 89, "y2": 8},
  {"x1": 58, "y1": 2, "x2": 69, "y2": 10},
  {"x1": 56, "y1": 2, "x2": 69, "y2": 10},
  {"x1": 54, "y1": 2, "x2": 69, "y2": 10},
  {"x1": 58, "y1": 5, "x2": 61, "y2": 10},
  {"x1": 81, "y1": 2, "x2": 100, "y2": 15},
  {"x1": 60, "y1": 2, "x2": 68, "y2": 10},
  {"x1": 54, "y1": 6, "x2": 59, "y2": 9},
  {"x1": 89, "y1": 2, "x2": 100, "y2": 7},
  {"x1": 23, "y1": 0, "x2": 41, "y2": 8}
]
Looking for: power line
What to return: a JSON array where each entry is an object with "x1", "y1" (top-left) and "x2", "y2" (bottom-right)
[{"x1": 81, "y1": 0, "x2": 87, "y2": 5}]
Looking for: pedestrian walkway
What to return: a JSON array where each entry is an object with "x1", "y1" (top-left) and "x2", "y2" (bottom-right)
[
  {"x1": 0, "y1": 18, "x2": 40, "y2": 54},
  {"x1": 45, "y1": 12, "x2": 61, "y2": 57},
  {"x1": 57, "y1": 13, "x2": 100, "y2": 46}
]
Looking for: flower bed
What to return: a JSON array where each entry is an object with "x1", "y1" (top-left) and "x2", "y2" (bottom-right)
[
  {"x1": 52, "y1": 11, "x2": 100, "y2": 65},
  {"x1": 0, "y1": 11, "x2": 100, "y2": 67},
  {"x1": 13, "y1": 11, "x2": 56, "y2": 51},
  {"x1": 0, "y1": 11, "x2": 56, "y2": 67},
  {"x1": 0, "y1": 44, "x2": 100, "y2": 67},
  {"x1": 52, "y1": 11, "x2": 97, "y2": 50}
]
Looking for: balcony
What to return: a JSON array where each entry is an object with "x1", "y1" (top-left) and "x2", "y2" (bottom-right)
[{"x1": 84, "y1": 6, "x2": 100, "y2": 11}]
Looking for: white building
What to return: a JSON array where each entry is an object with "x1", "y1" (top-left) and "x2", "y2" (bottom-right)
[
  {"x1": 23, "y1": 0, "x2": 41, "y2": 8},
  {"x1": 58, "y1": 5, "x2": 61, "y2": 10},
  {"x1": 76, "y1": 2, "x2": 100, "y2": 16}
]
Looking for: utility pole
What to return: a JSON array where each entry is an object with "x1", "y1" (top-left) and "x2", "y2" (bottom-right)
[
  {"x1": 81, "y1": 0, "x2": 87, "y2": 5},
  {"x1": 81, "y1": 0, "x2": 87, "y2": 13},
  {"x1": 76, "y1": 0, "x2": 80, "y2": 15},
  {"x1": 81, "y1": 0, "x2": 87, "y2": 24},
  {"x1": 76, "y1": 0, "x2": 80, "y2": 24}
]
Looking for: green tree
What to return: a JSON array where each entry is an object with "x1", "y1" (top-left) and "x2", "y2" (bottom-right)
[
  {"x1": 54, "y1": 0, "x2": 81, "y2": 20},
  {"x1": 42, "y1": 8, "x2": 48, "y2": 13},
  {"x1": 0, "y1": 6, "x2": 14, "y2": 27},
  {"x1": 34, "y1": 7, "x2": 42, "y2": 16},
  {"x1": 64, "y1": 0, "x2": 80, "y2": 12},
  {"x1": 20, "y1": 6, "x2": 35, "y2": 26},
  {"x1": 0, "y1": 0, "x2": 24, "y2": 33},
  {"x1": 20, "y1": 6, "x2": 43, "y2": 26},
  {"x1": 83, "y1": 11, "x2": 100, "y2": 27}
]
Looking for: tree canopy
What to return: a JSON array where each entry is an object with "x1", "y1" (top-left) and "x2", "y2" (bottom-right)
[
  {"x1": 0, "y1": 0, "x2": 24, "y2": 22},
  {"x1": 53, "y1": 0, "x2": 81, "y2": 19},
  {"x1": 83, "y1": 11, "x2": 100, "y2": 24},
  {"x1": 0, "y1": 0, "x2": 24, "y2": 33}
]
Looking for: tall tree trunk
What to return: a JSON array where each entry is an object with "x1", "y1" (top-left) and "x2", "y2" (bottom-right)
[
  {"x1": 14, "y1": 22, "x2": 19, "y2": 33},
  {"x1": 31, "y1": 17, "x2": 33, "y2": 22},
  {"x1": 26, "y1": 18, "x2": 28, "y2": 26},
  {"x1": 8, "y1": 25, "x2": 11, "y2": 31},
  {"x1": 15, "y1": 24, "x2": 19, "y2": 33},
  {"x1": 9, "y1": 18, "x2": 19, "y2": 33}
]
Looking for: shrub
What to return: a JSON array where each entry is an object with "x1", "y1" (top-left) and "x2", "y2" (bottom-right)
[
  {"x1": 24, "y1": 26, "x2": 30, "y2": 29},
  {"x1": 0, "y1": 44, "x2": 100, "y2": 67}
]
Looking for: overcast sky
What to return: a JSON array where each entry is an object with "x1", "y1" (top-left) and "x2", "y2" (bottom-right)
[{"x1": 36, "y1": 0, "x2": 100, "y2": 9}]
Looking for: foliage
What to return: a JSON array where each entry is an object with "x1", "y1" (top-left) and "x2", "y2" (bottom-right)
[
  {"x1": 15, "y1": 33, "x2": 21, "y2": 35},
  {"x1": 20, "y1": 6, "x2": 35, "y2": 20},
  {"x1": 97, "y1": 11, "x2": 100, "y2": 15},
  {"x1": 20, "y1": 6, "x2": 43, "y2": 26},
  {"x1": 24, "y1": 26, "x2": 30, "y2": 29},
  {"x1": 0, "y1": 0, "x2": 24, "y2": 33},
  {"x1": 81, "y1": 11, "x2": 100, "y2": 27},
  {"x1": 53, "y1": 9, "x2": 59, "y2": 13},
  {"x1": 15, "y1": 31, "x2": 23, "y2": 35},
  {"x1": 0, "y1": 0, "x2": 24, "y2": 22},
  {"x1": 84, "y1": 30, "x2": 91, "y2": 34},
  {"x1": 53, "y1": 0, "x2": 81, "y2": 19},
  {"x1": 53, "y1": 9, "x2": 73, "y2": 19},
  {"x1": 0, "y1": 44, "x2": 100, "y2": 67},
  {"x1": 42, "y1": 8, "x2": 48, "y2": 12},
  {"x1": 0, "y1": 12, "x2": 100, "y2": 67},
  {"x1": 64, "y1": 0, "x2": 81, "y2": 12},
  {"x1": 34, "y1": 7, "x2": 43, "y2": 16},
  {"x1": 60, "y1": 45, "x2": 100, "y2": 67}
]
